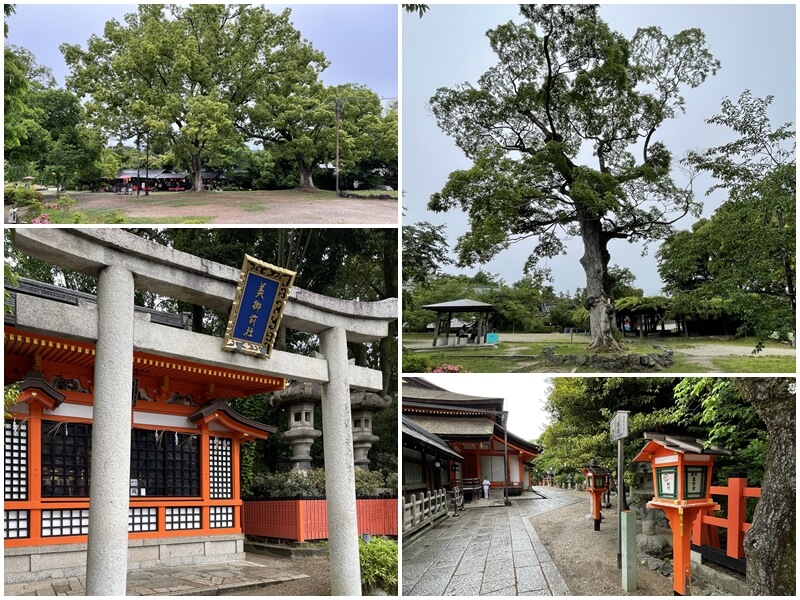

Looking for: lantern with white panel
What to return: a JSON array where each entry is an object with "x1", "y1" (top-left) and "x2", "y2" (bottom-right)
[
  {"x1": 582, "y1": 459, "x2": 611, "y2": 531},
  {"x1": 633, "y1": 432, "x2": 731, "y2": 596}
]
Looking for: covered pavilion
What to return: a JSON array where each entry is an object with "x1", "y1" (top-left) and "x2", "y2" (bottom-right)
[{"x1": 421, "y1": 299, "x2": 497, "y2": 347}]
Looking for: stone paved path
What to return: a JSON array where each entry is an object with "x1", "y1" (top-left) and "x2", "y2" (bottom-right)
[
  {"x1": 402, "y1": 488, "x2": 582, "y2": 596},
  {"x1": 4, "y1": 559, "x2": 307, "y2": 596}
]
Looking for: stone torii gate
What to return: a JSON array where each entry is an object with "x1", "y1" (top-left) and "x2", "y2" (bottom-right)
[{"x1": 11, "y1": 228, "x2": 397, "y2": 597}]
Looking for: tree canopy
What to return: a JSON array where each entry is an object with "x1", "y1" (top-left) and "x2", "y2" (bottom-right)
[
  {"x1": 61, "y1": 4, "x2": 327, "y2": 192},
  {"x1": 427, "y1": 4, "x2": 719, "y2": 352},
  {"x1": 534, "y1": 377, "x2": 768, "y2": 488},
  {"x1": 660, "y1": 92, "x2": 796, "y2": 347}
]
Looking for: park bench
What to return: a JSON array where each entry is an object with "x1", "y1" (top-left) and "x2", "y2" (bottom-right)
[{"x1": 168, "y1": 187, "x2": 186, "y2": 192}]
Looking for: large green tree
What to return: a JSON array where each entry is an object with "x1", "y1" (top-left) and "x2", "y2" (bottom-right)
[
  {"x1": 244, "y1": 83, "x2": 387, "y2": 190},
  {"x1": 427, "y1": 4, "x2": 719, "y2": 352},
  {"x1": 4, "y1": 6, "x2": 29, "y2": 150},
  {"x1": 535, "y1": 377, "x2": 769, "y2": 490},
  {"x1": 61, "y1": 4, "x2": 326, "y2": 192},
  {"x1": 667, "y1": 92, "x2": 796, "y2": 345}
]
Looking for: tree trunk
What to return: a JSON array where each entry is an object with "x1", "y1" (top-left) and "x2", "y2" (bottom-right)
[
  {"x1": 732, "y1": 378, "x2": 795, "y2": 596},
  {"x1": 380, "y1": 232, "x2": 398, "y2": 396},
  {"x1": 191, "y1": 153, "x2": 204, "y2": 192},
  {"x1": 296, "y1": 156, "x2": 315, "y2": 190},
  {"x1": 579, "y1": 214, "x2": 625, "y2": 353}
]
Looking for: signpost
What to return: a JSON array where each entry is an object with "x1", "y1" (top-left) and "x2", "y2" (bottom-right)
[
  {"x1": 610, "y1": 411, "x2": 629, "y2": 570},
  {"x1": 223, "y1": 255, "x2": 296, "y2": 358}
]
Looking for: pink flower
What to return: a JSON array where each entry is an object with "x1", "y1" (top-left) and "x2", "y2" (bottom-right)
[
  {"x1": 32, "y1": 214, "x2": 51, "y2": 224},
  {"x1": 431, "y1": 364, "x2": 464, "y2": 373}
]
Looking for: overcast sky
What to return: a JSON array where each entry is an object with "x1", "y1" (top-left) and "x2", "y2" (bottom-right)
[
  {"x1": 402, "y1": 3, "x2": 795, "y2": 295},
  {"x1": 5, "y1": 3, "x2": 398, "y2": 101},
  {"x1": 414, "y1": 373, "x2": 554, "y2": 442}
]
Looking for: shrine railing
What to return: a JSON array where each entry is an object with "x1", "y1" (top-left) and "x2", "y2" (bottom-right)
[
  {"x1": 691, "y1": 475, "x2": 761, "y2": 572},
  {"x1": 242, "y1": 497, "x2": 397, "y2": 542}
]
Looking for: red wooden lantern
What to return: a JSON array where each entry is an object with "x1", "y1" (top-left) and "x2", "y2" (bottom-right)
[
  {"x1": 582, "y1": 460, "x2": 611, "y2": 531},
  {"x1": 633, "y1": 433, "x2": 731, "y2": 596}
]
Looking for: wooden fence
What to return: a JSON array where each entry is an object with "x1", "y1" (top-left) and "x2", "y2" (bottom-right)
[
  {"x1": 691, "y1": 476, "x2": 761, "y2": 571},
  {"x1": 242, "y1": 498, "x2": 397, "y2": 542},
  {"x1": 402, "y1": 489, "x2": 448, "y2": 536}
]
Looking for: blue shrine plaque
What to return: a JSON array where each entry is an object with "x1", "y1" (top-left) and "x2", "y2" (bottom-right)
[{"x1": 222, "y1": 255, "x2": 296, "y2": 358}]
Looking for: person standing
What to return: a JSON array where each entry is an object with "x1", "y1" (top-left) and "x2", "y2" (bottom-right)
[{"x1": 482, "y1": 476, "x2": 490, "y2": 499}]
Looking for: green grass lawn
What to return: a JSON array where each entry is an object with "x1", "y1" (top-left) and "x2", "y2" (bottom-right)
[
  {"x1": 39, "y1": 208, "x2": 213, "y2": 224},
  {"x1": 710, "y1": 355, "x2": 796, "y2": 373},
  {"x1": 403, "y1": 333, "x2": 795, "y2": 373}
]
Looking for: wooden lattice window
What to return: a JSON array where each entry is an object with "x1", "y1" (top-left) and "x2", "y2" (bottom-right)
[
  {"x1": 41, "y1": 420, "x2": 91, "y2": 498},
  {"x1": 209, "y1": 437, "x2": 233, "y2": 499},
  {"x1": 4, "y1": 420, "x2": 28, "y2": 501},
  {"x1": 130, "y1": 429, "x2": 200, "y2": 497}
]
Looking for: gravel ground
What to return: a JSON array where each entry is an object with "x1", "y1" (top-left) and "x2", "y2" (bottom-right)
[
  {"x1": 528, "y1": 490, "x2": 735, "y2": 596},
  {"x1": 529, "y1": 490, "x2": 674, "y2": 596},
  {"x1": 230, "y1": 553, "x2": 332, "y2": 596}
]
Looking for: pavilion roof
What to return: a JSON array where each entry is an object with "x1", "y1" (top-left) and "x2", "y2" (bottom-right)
[
  {"x1": 402, "y1": 377, "x2": 505, "y2": 411},
  {"x1": 422, "y1": 299, "x2": 496, "y2": 313},
  {"x1": 117, "y1": 169, "x2": 165, "y2": 179}
]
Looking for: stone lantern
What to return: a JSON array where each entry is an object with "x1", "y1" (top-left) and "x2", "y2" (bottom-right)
[
  {"x1": 349, "y1": 391, "x2": 392, "y2": 471},
  {"x1": 632, "y1": 461, "x2": 670, "y2": 556},
  {"x1": 272, "y1": 382, "x2": 322, "y2": 471}
]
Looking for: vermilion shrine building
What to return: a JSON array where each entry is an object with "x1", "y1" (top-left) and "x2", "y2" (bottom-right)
[
  {"x1": 402, "y1": 377, "x2": 540, "y2": 500},
  {"x1": 5, "y1": 278, "x2": 280, "y2": 556}
]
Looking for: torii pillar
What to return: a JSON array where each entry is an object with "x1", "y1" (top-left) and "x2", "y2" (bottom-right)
[
  {"x1": 321, "y1": 327, "x2": 362, "y2": 594},
  {"x1": 86, "y1": 266, "x2": 135, "y2": 595}
]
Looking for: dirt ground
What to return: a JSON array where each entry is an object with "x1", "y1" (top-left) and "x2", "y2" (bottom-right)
[
  {"x1": 529, "y1": 492, "x2": 674, "y2": 596},
  {"x1": 231, "y1": 553, "x2": 332, "y2": 596},
  {"x1": 14, "y1": 188, "x2": 398, "y2": 224}
]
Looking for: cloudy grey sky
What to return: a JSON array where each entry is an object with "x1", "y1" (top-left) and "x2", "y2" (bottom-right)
[
  {"x1": 402, "y1": 3, "x2": 795, "y2": 295},
  {"x1": 415, "y1": 373, "x2": 553, "y2": 442},
  {"x1": 5, "y1": 3, "x2": 398, "y2": 100}
]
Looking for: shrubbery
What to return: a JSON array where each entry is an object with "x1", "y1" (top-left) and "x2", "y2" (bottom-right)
[
  {"x1": 246, "y1": 468, "x2": 397, "y2": 499},
  {"x1": 359, "y1": 537, "x2": 398, "y2": 594},
  {"x1": 4, "y1": 186, "x2": 43, "y2": 207},
  {"x1": 402, "y1": 353, "x2": 470, "y2": 374},
  {"x1": 401, "y1": 353, "x2": 434, "y2": 374}
]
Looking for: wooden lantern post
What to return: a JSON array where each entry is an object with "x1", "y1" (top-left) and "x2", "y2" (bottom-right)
[
  {"x1": 633, "y1": 433, "x2": 731, "y2": 596},
  {"x1": 583, "y1": 461, "x2": 611, "y2": 531}
]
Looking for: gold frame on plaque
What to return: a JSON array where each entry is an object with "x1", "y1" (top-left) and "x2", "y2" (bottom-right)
[{"x1": 222, "y1": 255, "x2": 296, "y2": 358}]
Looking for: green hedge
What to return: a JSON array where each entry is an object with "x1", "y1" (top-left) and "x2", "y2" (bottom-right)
[{"x1": 246, "y1": 468, "x2": 397, "y2": 499}]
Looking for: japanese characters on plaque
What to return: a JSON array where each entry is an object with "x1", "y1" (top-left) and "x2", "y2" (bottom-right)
[{"x1": 222, "y1": 255, "x2": 296, "y2": 358}]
